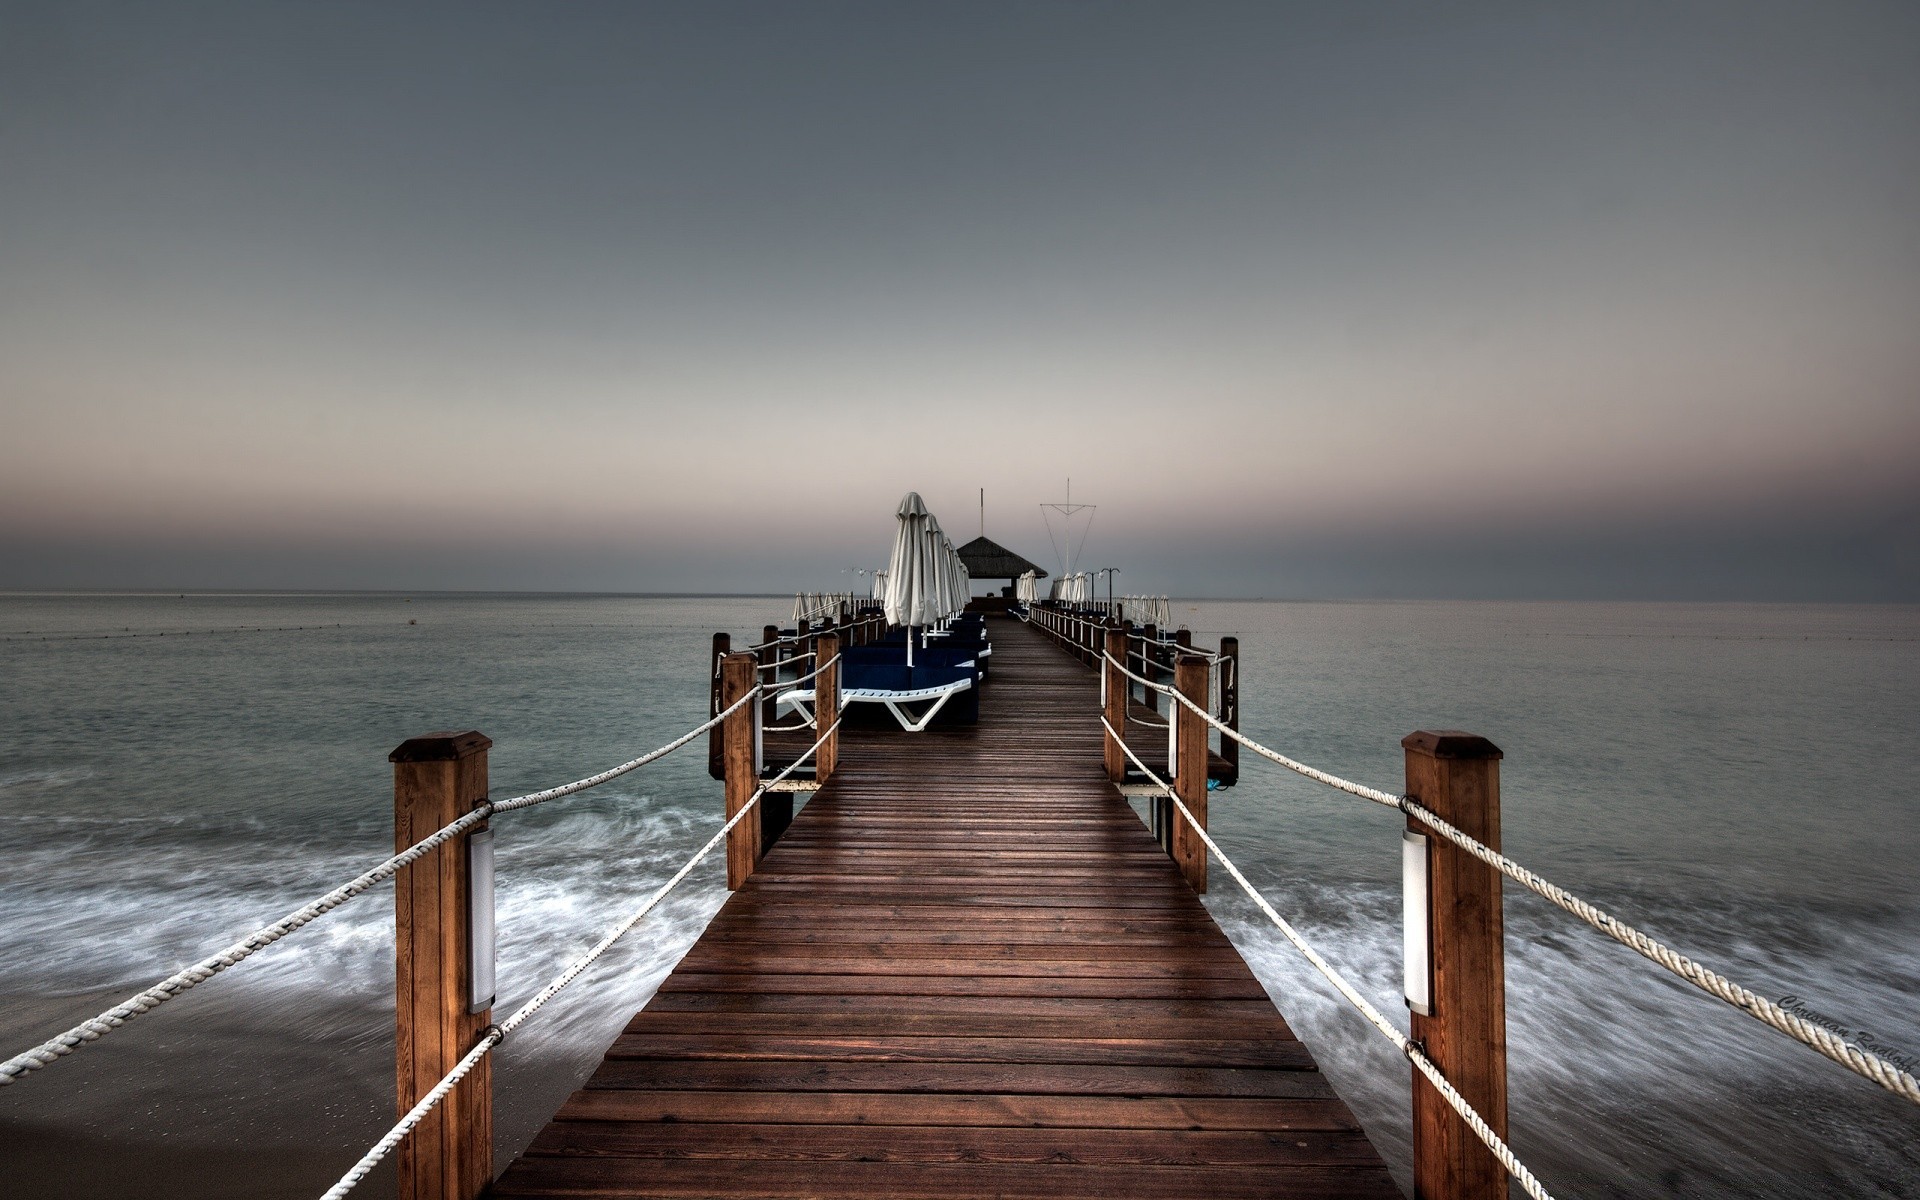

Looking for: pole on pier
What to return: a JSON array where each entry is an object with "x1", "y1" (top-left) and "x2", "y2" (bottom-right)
[
  {"x1": 389, "y1": 731, "x2": 493, "y2": 1200},
  {"x1": 817, "y1": 632, "x2": 840, "y2": 780},
  {"x1": 1171, "y1": 654, "x2": 1210, "y2": 894},
  {"x1": 1140, "y1": 624, "x2": 1160, "y2": 714},
  {"x1": 721, "y1": 652, "x2": 762, "y2": 889},
  {"x1": 1103, "y1": 627, "x2": 1128, "y2": 782},
  {"x1": 1403, "y1": 731, "x2": 1507, "y2": 1200},
  {"x1": 707, "y1": 632, "x2": 730, "y2": 781},
  {"x1": 1219, "y1": 636, "x2": 1240, "y2": 783},
  {"x1": 758, "y1": 625, "x2": 779, "y2": 728}
]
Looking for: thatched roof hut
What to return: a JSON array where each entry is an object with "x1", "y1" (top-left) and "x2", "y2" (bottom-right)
[{"x1": 955, "y1": 536, "x2": 1047, "y2": 581}]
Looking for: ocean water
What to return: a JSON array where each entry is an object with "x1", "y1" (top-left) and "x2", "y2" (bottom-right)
[{"x1": 0, "y1": 593, "x2": 1915, "y2": 1198}]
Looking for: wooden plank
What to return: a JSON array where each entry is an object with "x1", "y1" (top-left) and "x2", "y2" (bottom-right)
[
  {"x1": 493, "y1": 1159, "x2": 1400, "y2": 1199},
  {"x1": 524, "y1": 1121, "x2": 1386, "y2": 1166},
  {"x1": 603, "y1": 1034, "x2": 1316, "y2": 1069},
  {"x1": 550, "y1": 1089, "x2": 1364, "y2": 1131}
]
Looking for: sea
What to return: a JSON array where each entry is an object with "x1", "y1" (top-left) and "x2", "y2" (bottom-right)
[{"x1": 0, "y1": 593, "x2": 1915, "y2": 1198}]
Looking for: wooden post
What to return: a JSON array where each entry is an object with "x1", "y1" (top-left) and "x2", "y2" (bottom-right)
[
  {"x1": 1171, "y1": 654, "x2": 1210, "y2": 894},
  {"x1": 389, "y1": 731, "x2": 493, "y2": 1200},
  {"x1": 1174, "y1": 626, "x2": 1192, "y2": 650},
  {"x1": 1103, "y1": 627, "x2": 1128, "y2": 782},
  {"x1": 707, "y1": 632, "x2": 729, "y2": 781},
  {"x1": 1220, "y1": 636, "x2": 1240, "y2": 780},
  {"x1": 797, "y1": 618, "x2": 812, "y2": 677},
  {"x1": 1404, "y1": 731, "x2": 1507, "y2": 1200},
  {"x1": 817, "y1": 632, "x2": 840, "y2": 780},
  {"x1": 758, "y1": 625, "x2": 779, "y2": 727},
  {"x1": 721, "y1": 653, "x2": 761, "y2": 889}
]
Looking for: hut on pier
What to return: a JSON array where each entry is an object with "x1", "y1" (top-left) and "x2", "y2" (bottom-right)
[{"x1": 955, "y1": 536, "x2": 1047, "y2": 608}]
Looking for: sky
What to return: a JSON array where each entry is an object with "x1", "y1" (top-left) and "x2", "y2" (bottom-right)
[{"x1": 2, "y1": 1, "x2": 1916, "y2": 598}]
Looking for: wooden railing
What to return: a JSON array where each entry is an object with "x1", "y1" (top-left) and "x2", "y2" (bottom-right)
[{"x1": 1030, "y1": 600, "x2": 1511, "y2": 1200}]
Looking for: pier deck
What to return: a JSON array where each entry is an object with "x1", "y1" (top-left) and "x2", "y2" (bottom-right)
[{"x1": 493, "y1": 619, "x2": 1397, "y2": 1198}]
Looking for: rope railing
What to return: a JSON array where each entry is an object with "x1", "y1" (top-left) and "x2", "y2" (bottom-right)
[
  {"x1": 322, "y1": 714, "x2": 842, "y2": 1199},
  {"x1": 747, "y1": 615, "x2": 884, "y2": 653},
  {"x1": 1100, "y1": 715, "x2": 1555, "y2": 1200},
  {"x1": 755, "y1": 652, "x2": 843, "y2": 732},
  {"x1": 0, "y1": 689, "x2": 762, "y2": 1088},
  {"x1": 779, "y1": 651, "x2": 840, "y2": 691},
  {"x1": 758, "y1": 651, "x2": 815, "y2": 672},
  {"x1": 1102, "y1": 648, "x2": 1920, "y2": 1108},
  {"x1": 1139, "y1": 637, "x2": 1222, "y2": 662}
]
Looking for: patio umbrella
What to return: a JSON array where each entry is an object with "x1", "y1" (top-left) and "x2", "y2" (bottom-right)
[
  {"x1": 945, "y1": 528, "x2": 969, "y2": 614},
  {"x1": 883, "y1": 492, "x2": 943, "y2": 664}
]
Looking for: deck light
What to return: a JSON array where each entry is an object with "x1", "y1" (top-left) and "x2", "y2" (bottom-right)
[
  {"x1": 1403, "y1": 830, "x2": 1432, "y2": 1016},
  {"x1": 469, "y1": 828, "x2": 496, "y2": 1014}
]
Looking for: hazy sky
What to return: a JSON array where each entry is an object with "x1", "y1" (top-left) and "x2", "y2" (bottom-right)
[{"x1": 3, "y1": 2, "x2": 1916, "y2": 597}]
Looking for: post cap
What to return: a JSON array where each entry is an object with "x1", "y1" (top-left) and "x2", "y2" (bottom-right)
[
  {"x1": 1401, "y1": 730, "x2": 1502, "y2": 760},
  {"x1": 390, "y1": 730, "x2": 493, "y2": 762}
]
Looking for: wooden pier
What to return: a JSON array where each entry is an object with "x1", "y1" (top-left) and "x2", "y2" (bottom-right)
[{"x1": 491, "y1": 618, "x2": 1398, "y2": 1198}]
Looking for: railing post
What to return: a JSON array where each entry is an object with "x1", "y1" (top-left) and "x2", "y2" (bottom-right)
[
  {"x1": 797, "y1": 617, "x2": 812, "y2": 675},
  {"x1": 1219, "y1": 636, "x2": 1239, "y2": 782},
  {"x1": 721, "y1": 652, "x2": 761, "y2": 889},
  {"x1": 1141, "y1": 624, "x2": 1160, "y2": 714},
  {"x1": 1171, "y1": 654, "x2": 1210, "y2": 894},
  {"x1": 1403, "y1": 731, "x2": 1507, "y2": 1200},
  {"x1": 1103, "y1": 627, "x2": 1127, "y2": 782},
  {"x1": 389, "y1": 731, "x2": 493, "y2": 1200},
  {"x1": 707, "y1": 632, "x2": 730, "y2": 781},
  {"x1": 817, "y1": 632, "x2": 840, "y2": 780}
]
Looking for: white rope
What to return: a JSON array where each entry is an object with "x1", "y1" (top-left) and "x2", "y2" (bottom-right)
[
  {"x1": 1397, "y1": 794, "x2": 1920, "y2": 1106},
  {"x1": 1125, "y1": 653, "x2": 1920, "y2": 1108},
  {"x1": 1140, "y1": 638, "x2": 1220, "y2": 662},
  {"x1": 0, "y1": 805, "x2": 488, "y2": 1086},
  {"x1": 781, "y1": 652, "x2": 840, "y2": 690},
  {"x1": 758, "y1": 652, "x2": 814, "y2": 671},
  {"x1": 491, "y1": 690, "x2": 757, "y2": 814},
  {"x1": 0, "y1": 691, "x2": 759, "y2": 1086},
  {"x1": 1100, "y1": 716, "x2": 1553, "y2": 1200},
  {"x1": 322, "y1": 717, "x2": 840, "y2": 1198}
]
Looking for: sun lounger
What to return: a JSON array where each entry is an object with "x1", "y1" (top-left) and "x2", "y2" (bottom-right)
[{"x1": 778, "y1": 661, "x2": 978, "y2": 732}]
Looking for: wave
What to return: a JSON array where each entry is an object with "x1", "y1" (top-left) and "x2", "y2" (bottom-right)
[{"x1": 1213, "y1": 882, "x2": 1920, "y2": 1199}]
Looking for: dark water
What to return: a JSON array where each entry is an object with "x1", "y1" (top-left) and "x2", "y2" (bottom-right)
[{"x1": 0, "y1": 594, "x2": 1915, "y2": 1197}]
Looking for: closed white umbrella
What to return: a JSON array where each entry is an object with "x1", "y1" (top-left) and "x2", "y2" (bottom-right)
[
  {"x1": 942, "y1": 534, "x2": 967, "y2": 617},
  {"x1": 927, "y1": 525, "x2": 949, "y2": 629},
  {"x1": 926, "y1": 516, "x2": 954, "y2": 629},
  {"x1": 883, "y1": 492, "x2": 944, "y2": 664},
  {"x1": 1015, "y1": 570, "x2": 1037, "y2": 604}
]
